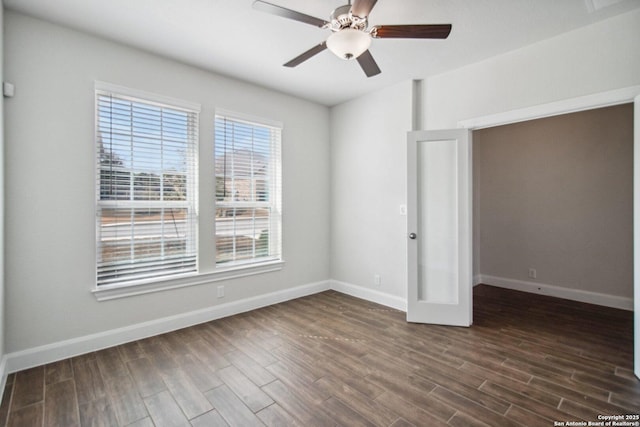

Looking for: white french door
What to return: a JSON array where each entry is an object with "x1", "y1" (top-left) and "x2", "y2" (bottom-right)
[{"x1": 406, "y1": 129, "x2": 472, "y2": 326}]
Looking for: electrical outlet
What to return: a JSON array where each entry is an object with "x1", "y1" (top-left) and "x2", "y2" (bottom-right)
[
  {"x1": 217, "y1": 285, "x2": 225, "y2": 298},
  {"x1": 528, "y1": 268, "x2": 537, "y2": 279},
  {"x1": 374, "y1": 274, "x2": 381, "y2": 286}
]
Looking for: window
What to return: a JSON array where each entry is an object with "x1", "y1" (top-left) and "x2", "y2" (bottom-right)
[
  {"x1": 96, "y1": 84, "x2": 199, "y2": 286},
  {"x1": 214, "y1": 112, "x2": 282, "y2": 266}
]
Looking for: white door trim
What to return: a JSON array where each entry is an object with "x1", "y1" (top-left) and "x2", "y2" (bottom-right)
[
  {"x1": 634, "y1": 93, "x2": 640, "y2": 379},
  {"x1": 457, "y1": 86, "x2": 640, "y2": 130}
]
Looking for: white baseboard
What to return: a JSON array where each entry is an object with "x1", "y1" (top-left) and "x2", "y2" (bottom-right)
[
  {"x1": 478, "y1": 274, "x2": 633, "y2": 311},
  {"x1": 3, "y1": 280, "x2": 330, "y2": 374},
  {"x1": 0, "y1": 355, "x2": 8, "y2": 401},
  {"x1": 329, "y1": 280, "x2": 407, "y2": 312}
]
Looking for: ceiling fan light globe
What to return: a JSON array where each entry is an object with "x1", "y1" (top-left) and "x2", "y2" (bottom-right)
[{"x1": 326, "y1": 28, "x2": 371, "y2": 60}]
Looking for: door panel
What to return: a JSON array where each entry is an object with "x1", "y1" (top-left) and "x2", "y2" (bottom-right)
[{"x1": 407, "y1": 129, "x2": 472, "y2": 326}]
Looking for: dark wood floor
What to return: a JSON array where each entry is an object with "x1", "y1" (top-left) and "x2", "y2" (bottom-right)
[{"x1": 0, "y1": 285, "x2": 638, "y2": 426}]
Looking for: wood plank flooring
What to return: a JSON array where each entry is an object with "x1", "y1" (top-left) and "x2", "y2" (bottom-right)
[{"x1": 0, "y1": 285, "x2": 638, "y2": 426}]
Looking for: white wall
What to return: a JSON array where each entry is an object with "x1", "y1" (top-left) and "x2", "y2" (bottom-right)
[
  {"x1": 0, "y1": 4, "x2": 5, "y2": 364},
  {"x1": 3, "y1": 11, "x2": 330, "y2": 354},
  {"x1": 330, "y1": 81, "x2": 412, "y2": 302},
  {"x1": 425, "y1": 9, "x2": 640, "y2": 129}
]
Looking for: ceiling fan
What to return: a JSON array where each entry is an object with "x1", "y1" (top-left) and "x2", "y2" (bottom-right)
[{"x1": 252, "y1": 0, "x2": 452, "y2": 77}]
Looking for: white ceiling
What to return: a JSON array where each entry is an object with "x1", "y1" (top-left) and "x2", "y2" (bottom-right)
[{"x1": 4, "y1": 0, "x2": 640, "y2": 106}]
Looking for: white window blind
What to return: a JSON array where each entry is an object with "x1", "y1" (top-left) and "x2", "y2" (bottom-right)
[
  {"x1": 214, "y1": 113, "x2": 282, "y2": 266},
  {"x1": 96, "y1": 87, "x2": 199, "y2": 286}
]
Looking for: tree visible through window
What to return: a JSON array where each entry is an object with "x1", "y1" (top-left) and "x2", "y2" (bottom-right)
[
  {"x1": 214, "y1": 114, "x2": 282, "y2": 265},
  {"x1": 96, "y1": 86, "x2": 199, "y2": 286}
]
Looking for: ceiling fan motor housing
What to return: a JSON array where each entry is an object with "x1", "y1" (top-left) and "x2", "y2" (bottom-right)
[{"x1": 329, "y1": 4, "x2": 368, "y2": 31}]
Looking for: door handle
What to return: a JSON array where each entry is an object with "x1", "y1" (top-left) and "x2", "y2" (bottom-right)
[{"x1": 408, "y1": 232, "x2": 417, "y2": 240}]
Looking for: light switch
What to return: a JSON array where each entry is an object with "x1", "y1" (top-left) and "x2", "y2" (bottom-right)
[{"x1": 3, "y1": 82, "x2": 14, "y2": 98}]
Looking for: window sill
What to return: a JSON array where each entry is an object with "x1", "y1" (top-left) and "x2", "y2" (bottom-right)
[{"x1": 92, "y1": 259, "x2": 285, "y2": 301}]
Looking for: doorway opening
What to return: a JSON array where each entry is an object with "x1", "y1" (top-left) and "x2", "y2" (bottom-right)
[
  {"x1": 472, "y1": 103, "x2": 633, "y2": 309},
  {"x1": 457, "y1": 86, "x2": 639, "y2": 378}
]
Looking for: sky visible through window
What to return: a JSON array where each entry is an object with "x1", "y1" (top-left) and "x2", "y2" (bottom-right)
[
  {"x1": 214, "y1": 118, "x2": 272, "y2": 161},
  {"x1": 98, "y1": 97, "x2": 192, "y2": 177}
]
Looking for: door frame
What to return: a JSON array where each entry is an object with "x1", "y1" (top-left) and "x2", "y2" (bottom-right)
[{"x1": 457, "y1": 85, "x2": 640, "y2": 379}]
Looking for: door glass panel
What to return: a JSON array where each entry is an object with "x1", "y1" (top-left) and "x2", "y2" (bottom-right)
[{"x1": 417, "y1": 139, "x2": 459, "y2": 303}]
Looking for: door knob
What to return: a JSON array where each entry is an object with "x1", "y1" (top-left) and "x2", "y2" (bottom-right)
[{"x1": 408, "y1": 232, "x2": 417, "y2": 240}]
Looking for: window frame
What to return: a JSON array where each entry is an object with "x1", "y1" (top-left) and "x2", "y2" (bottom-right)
[
  {"x1": 94, "y1": 81, "x2": 201, "y2": 291},
  {"x1": 214, "y1": 109, "x2": 283, "y2": 268}
]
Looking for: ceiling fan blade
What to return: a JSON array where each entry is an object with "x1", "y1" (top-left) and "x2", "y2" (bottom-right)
[
  {"x1": 284, "y1": 42, "x2": 327, "y2": 67},
  {"x1": 351, "y1": 0, "x2": 378, "y2": 18},
  {"x1": 252, "y1": 0, "x2": 329, "y2": 28},
  {"x1": 356, "y1": 50, "x2": 381, "y2": 77},
  {"x1": 372, "y1": 24, "x2": 452, "y2": 39}
]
